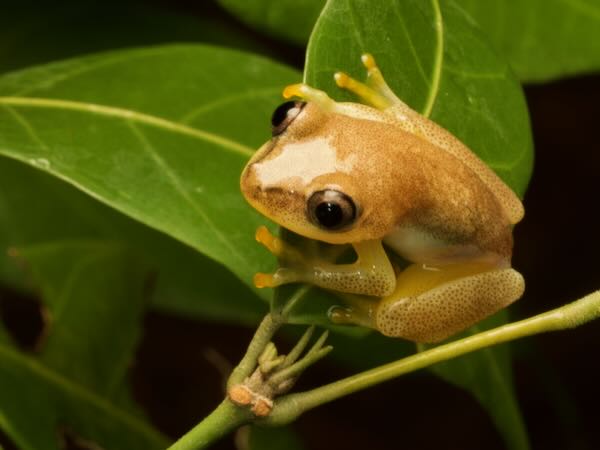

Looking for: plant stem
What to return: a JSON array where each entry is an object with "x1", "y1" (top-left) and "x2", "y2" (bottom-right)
[
  {"x1": 266, "y1": 290, "x2": 600, "y2": 425},
  {"x1": 167, "y1": 399, "x2": 251, "y2": 450},
  {"x1": 227, "y1": 314, "x2": 282, "y2": 389}
]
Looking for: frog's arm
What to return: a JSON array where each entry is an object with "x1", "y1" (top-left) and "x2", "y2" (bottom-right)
[{"x1": 253, "y1": 226, "x2": 396, "y2": 297}]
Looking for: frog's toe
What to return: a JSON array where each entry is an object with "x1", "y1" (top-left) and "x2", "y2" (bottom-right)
[
  {"x1": 255, "y1": 226, "x2": 282, "y2": 256},
  {"x1": 282, "y1": 83, "x2": 336, "y2": 111},
  {"x1": 255, "y1": 226, "x2": 308, "y2": 264},
  {"x1": 361, "y1": 53, "x2": 377, "y2": 70},
  {"x1": 254, "y1": 267, "x2": 304, "y2": 289},
  {"x1": 376, "y1": 268, "x2": 525, "y2": 343},
  {"x1": 333, "y1": 70, "x2": 390, "y2": 110},
  {"x1": 328, "y1": 304, "x2": 374, "y2": 328},
  {"x1": 328, "y1": 305, "x2": 352, "y2": 324},
  {"x1": 254, "y1": 272, "x2": 277, "y2": 289}
]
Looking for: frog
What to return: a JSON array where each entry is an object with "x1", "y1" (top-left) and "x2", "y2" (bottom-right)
[{"x1": 240, "y1": 54, "x2": 525, "y2": 343}]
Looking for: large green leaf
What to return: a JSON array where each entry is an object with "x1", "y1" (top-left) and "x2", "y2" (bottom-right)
[
  {"x1": 218, "y1": 0, "x2": 600, "y2": 83},
  {"x1": 0, "y1": 157, "x2": 265, "y2": 324},
  {"x1": 0, "y1": 240, "x2": 168, "y2": 449},
  {"x1": 0, "y1": 44, "x2": 301, "y2": 297},
  {"x1": 459, "y1": 0, "x2": 600, "y2": 82},
  {"x1": 303, "y1": 1, "x2": 531, "y2": 448}
]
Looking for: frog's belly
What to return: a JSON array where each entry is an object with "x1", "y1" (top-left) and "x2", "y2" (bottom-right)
[{"x1": 382, "y1": 226, "x2": 502, "y2": 267}]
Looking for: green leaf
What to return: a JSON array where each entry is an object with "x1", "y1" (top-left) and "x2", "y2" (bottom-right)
[
  {"x1": 217, "y1": 0, "x2": 325, "y2": 45},
  {"x1": 303, "y1": 1, "x2": 531, "y2": 449},
  {"x1": 458, "y1": 0, "x2": 600, "y2": 82},
  {"x1": 0, "y1": 44, "x2": 301, "y2": 298},
  {"x1": 217, "y1": 0, "x2": 600, "y2": 83},
  {"x1": 0, "y1": 157, "x2": 266, "y2": 324},
  {"x1": 0, "y1": 240, "x2": 168, "y2": 449}
]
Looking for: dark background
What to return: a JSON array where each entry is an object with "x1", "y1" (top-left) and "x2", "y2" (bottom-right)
[{"x1": 0, "y1": 1, "x2": 598, "y2": 449}]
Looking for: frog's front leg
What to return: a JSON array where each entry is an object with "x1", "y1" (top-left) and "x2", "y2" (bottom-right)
[
  {"x1": 332, "y1": 261, "x2": 525, "y2": 343},
  {"x1": 253, "y1": 226, "x2": 396, "y2": 297}
]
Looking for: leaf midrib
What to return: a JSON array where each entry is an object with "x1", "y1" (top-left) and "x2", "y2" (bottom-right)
[
  {"x1": 422, "y1": 0, "x2": 443, "y2": 118},
  {"x1": 0, "y1": 96, "x2": 254, "y2": 157},
  {"x1": 0, "y1": 343, "x2": 169, "y2": 447}
]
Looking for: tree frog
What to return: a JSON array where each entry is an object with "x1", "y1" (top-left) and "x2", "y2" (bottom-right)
[{"x1": 240, "y1": 54, "x2": 525, "y2": 343}]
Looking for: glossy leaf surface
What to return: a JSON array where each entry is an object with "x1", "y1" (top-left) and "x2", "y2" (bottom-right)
[
  {"x1": 218, "y1": 0, "x2": 600, "y2": 82},
  {"x1": 0, "y1": 45, "x2": 301, "y2": 296},
  {"x1": 460, "y1": 0, "x2": 600, "y2": 82},
  {"x1": 0, "y1": 157, "x2": 265, "y2": 323}
]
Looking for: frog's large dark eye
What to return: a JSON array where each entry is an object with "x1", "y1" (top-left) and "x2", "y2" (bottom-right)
[
  {"x1": 271, "y1": 101, "x2": 305, "y2": 136},
  {"x1": 307, "y1": 190, "x2": 357, "y2": 231}
]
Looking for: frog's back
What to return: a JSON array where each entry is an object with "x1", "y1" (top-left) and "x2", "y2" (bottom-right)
[{"x1": 386, "y1": 104, "x2": 524, "y2": 225}]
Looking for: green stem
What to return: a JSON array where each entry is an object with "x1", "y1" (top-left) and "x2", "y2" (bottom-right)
[
  {"x1": 266, "y1": 290, "x2": 600, "y2": 426},
  {"x1": 227, "y1": 314, "x2": 282, "y2": 389},
  {"x1": 167, "y1": 400, "x2": 251, "y2": 450}
]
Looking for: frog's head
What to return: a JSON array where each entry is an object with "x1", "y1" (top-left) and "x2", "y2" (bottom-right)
[{"x1": 240, "y1": 97, "x2": 397, "y2": 245}]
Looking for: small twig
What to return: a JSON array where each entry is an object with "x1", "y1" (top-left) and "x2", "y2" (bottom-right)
[
  {"x1": 265, "y1": 290, "x2": 600, "y2": 426},
  {"x1": 280, "y1": 326, "x2": 315, "y2": 369},
  {"x1": 227, "y1": 315, "x2": 282, "y2": 389},
  {"x1": 269, "y1": 344, "x2": 332, "y2": 386}
]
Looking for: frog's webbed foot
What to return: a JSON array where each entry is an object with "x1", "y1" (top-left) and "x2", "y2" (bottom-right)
[{"x1": 253, "y1": 226, "x2": 396, "y2": 297}]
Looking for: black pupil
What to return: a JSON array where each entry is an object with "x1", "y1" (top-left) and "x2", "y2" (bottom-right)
[
  {"x1": 271, "y1": 101, "x2": 296, "y2": 128},
  {"x1": 315, "y1": 202, "x2": 343, "y2": 228}
]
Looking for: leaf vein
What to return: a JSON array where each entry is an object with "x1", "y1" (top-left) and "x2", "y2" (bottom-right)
[
  {"x1": 0, "y1": 96, "x2": 254, "y2": 157},
  {"x1": 179, "y1": 87, "x2": 282, "y2": 124},
  {"x1": 422, "y1": 0, "x2": 444, "y2": 118},
  {"x1": 127, "y1": 122, "x2": 249, "y2": 268}
]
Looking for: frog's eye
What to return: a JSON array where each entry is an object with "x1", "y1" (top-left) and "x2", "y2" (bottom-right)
[
  {"x1": 271, "y1": 101, "x2": 305, "y2": 136},
  {"x1": 307, "y1": 190, "x2": 357, "y2": 231}
]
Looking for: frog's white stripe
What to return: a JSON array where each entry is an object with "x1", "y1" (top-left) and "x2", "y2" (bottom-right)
[{"x1": 253, "y1": 137, "x2": 356, "y2": 188}]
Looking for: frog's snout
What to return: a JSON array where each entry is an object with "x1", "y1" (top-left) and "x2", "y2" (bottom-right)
[{"x1": 240, "y1": 162, "x2": 261, "y2": 205}]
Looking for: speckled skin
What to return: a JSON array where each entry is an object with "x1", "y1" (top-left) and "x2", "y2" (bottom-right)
[
  {"x1": 242, "y1": 101, "x2": 518, "y2": 260},
  {"x1": 240, "y1": 55, "x2": 525, "y2": 342}
]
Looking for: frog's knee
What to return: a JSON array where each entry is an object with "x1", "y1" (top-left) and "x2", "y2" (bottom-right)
[{"x1": 375, "y1": 269, "x2": 524, "y2": 343}]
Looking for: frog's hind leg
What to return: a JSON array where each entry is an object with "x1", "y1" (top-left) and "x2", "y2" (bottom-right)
[{"x1": 374, "y1": 263, "x2": 525, "y2": 343}]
